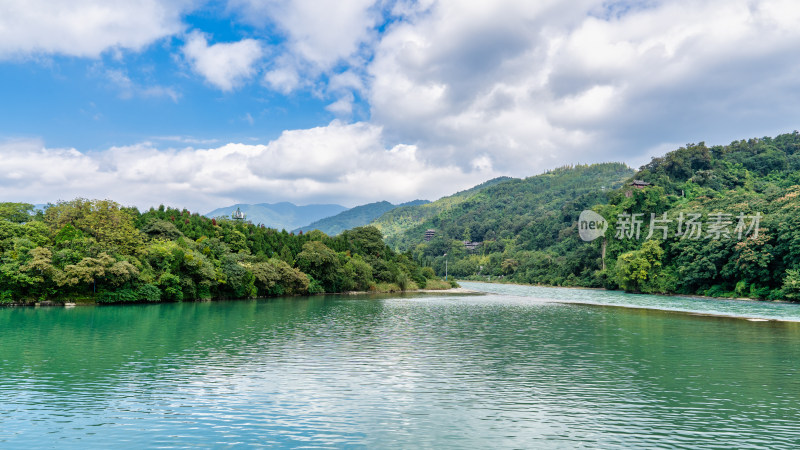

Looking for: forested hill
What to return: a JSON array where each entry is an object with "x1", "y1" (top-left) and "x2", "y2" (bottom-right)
[
  {"x1": 405, "y1": 131, "x2": 800, "y2": 301},
  {"x1": 294, "y1": 199, "x2": 430, "y2": 236},
  {"x1": 381, "y1": 164, "x2": 633, "y2": 250},
  {"x1": 0, "y1": 201, "x2": 446, "y2": 305},
  {"x1": 369, "y1": 176, "x2": 516, "y2": 242}
]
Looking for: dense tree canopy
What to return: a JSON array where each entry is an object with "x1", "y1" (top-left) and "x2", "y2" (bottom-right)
[{"x1": 0, "y1": 200, "x2": 443, "y2": 304}]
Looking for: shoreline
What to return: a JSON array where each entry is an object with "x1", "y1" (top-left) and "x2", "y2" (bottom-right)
[
  {"x1": 459, "y1": 279, "x2": 793, "y2": 304},
  {"x1": 458, "y1": 280, "x2": 800, "y2": 323},
  {"x1": 340, "y1": 286, "x2": 480, "y2": 296},
  {"x1": 0, "y1": 286, "x2": 481, "y2": 307}
]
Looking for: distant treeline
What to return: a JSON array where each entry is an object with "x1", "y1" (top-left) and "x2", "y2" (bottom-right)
[{"x1": 0, "y1": 200, "x2": 448, "y2": 304}]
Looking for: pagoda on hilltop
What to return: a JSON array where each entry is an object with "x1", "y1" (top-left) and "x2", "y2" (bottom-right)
[{"x1": 232, "y1": 207, "x2": 246, "y2": 221}]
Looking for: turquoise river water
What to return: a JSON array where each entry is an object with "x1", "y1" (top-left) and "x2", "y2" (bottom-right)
[{"x1": 2, "y1": 281, "x2": 800, "y2": 448}]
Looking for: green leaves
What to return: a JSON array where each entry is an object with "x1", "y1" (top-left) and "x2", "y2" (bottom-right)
[
  {"x1": 781, "y1": 269, "x2": 800, "y2": 301},
  {"x1": 1, "y1": 196, "x2": 437, "y2": 303},
  {"x1": 0, "y1": 203, "x2": 35, "y2": 224},
  {"x1": 615, "y1": 240, "x2": 664, "y2": 293}
]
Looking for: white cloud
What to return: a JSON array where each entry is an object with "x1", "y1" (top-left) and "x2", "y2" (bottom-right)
[
  {"x1": 366, "y1": 0, "x2": 800, "y2": 174},
  {"x1": 104, "y1": 68, "x2": 180, "y2": 102},
  {"x1": 0, "y1": 122, "x2": 497, "y2": 211},
  {"x1": 0, "y1": 0, "x2": 189, "y2": 59},
  {"x1": 183, "y1": 31, "x2": 265, "y2": 91},
  {"x1": 262, "y1": 57, "x2": 302, "y2": 94},
  {"x1": 326, "y1": 93, "x2": 355, "y2": 116},
  {"x1": 328, "y1": 71, "x2": 365, "y2": 94},
  {"x1": 229, "y1": 0, "x2": 380, "y2": 99},
  {"x1": 5, "y1": 0, "x2": 800, "y2": 210},
  {"x1": 230, "y1": 0, "x2": 379, "y2": 70}
]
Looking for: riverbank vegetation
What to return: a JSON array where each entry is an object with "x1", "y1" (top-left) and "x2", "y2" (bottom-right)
[
  {"x1": 0, "y1": 201, "x2": 445, "y2": 304},
  {"x1": 392, "y1": 132, "x2": 800, "y2": 301}
]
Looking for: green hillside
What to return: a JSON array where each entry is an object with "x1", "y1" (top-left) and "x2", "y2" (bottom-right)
[
  {"x1": 294, "y1": 199, "x2": 429, "y2": 236},
  {"x1": 370, "y1": 176, "x2": 515, "y2": 241},
  {"x1": 383, "y1": 164, "x2": 632, "y2": 250},
  {"x1": 401, "y1": 131, "x2": 800, "y2": 301}
]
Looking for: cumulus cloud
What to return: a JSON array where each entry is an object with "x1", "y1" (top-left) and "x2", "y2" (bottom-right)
[
  {"x1": 367, "y1": 0, "x2": 800, "y2": 174},
  {"x1": 0, "y1": 122, "x2": 497, "y2": 211},
  {"x1": 326, "y1": 93, "x2": 355, "y2": 116},
  {"x1": 4, "y1": 0, "x2": 800, "y2": 210},
  {"x1": 230, "y1": 0, "x2": 379, "y2": 70},
  {"x1": 230, "y1": 0, "x2": 380, "y2": 100},
  {"x1": 183, "y1": 31, "x2": 265, "y2": 91},
  {"x1": 262, "y1": 55, "x2": 302, "y2": 93},
  {"x1": 0, "y1": 0, "x2": 189, "y2": 59}
]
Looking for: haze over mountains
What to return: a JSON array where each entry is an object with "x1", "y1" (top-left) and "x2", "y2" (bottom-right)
[
  {"x1": 293, "y1": 200, "x2": 430, "y2": 236},
  {"x1": 205, "y1": 199, "x2": 432, "y2": 234},
  {"x1": 206, "y1": 177, "x2": 517, "y2": 235},
  {"x1": 205, "y1": 202, "x2": 347, "y2": 231}
]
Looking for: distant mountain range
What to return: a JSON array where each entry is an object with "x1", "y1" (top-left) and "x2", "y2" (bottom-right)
[
  {"x1": 205, "y1": 202, "x2": 347, "y2": 231},
  {"x1": 294, "y1": 199, "x2": 430, "y2": 235},
  {"x1": 206, "y1": 178, "x2": 513, "y2": 235}
]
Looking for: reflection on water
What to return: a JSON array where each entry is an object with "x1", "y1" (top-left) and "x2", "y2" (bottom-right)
[
  {"x1": 460, "y1": 280, "x2": 800, "y2": 321},
  {"x1": 2, "y1": 290, "x2": 800, "y2": 448}
]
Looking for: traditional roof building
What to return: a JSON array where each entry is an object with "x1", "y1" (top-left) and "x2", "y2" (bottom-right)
[
  {"x1": 232, "y1": 207, "x2": 246, "y2": 221},
  {"x1": 464, "y1": 241, "x2": 481, "y2": 251},
  {"x1": 625, "y1": 180, "x2": 652, "y2": 197}
]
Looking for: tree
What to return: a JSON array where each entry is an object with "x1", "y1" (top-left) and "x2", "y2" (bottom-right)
[
  {"x1": 227, "y1": 263, "x2": 256, "y2": 298},
  {"x1": 45, "y1": 199, "x2": 142, "y2": 254},
  {"x1": 341, "y1": 226, "x2": 386, "y2": 256},
  {"x1": 58, "y1": 253, "x2": 117, "y2": 292},
  {"x1": 158, "y1": 272, "x2": 183, "y2": 301},
  {"x1": 251, "y1": 258, "x2": 309, "y2": 295},
  {"x1": 343, "y1": 256, "x2": 373, "y2": 291},
  {"x1": 615, "y1": 240, "x2": 664, "y2": 293},
  {"x1": 0, "y1": 202, "x2": 35, "y2": 223},
  {"x1": 141, "y1": 220, "x2": 184, "y2": 240},
  {"x1": 295, "y1": 241, "x2": 342, "y2": 292},
  {"x1": 782, "y1": 269, "x2": 800, "y2": 301}
]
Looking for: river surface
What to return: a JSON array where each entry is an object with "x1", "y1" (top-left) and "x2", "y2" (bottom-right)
[{"x1": 2, "y1": 283, "x2": 800, "y2": 448}]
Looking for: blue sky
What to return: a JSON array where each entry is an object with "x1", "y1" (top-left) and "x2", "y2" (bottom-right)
[{"x1": 2, "y1": 0, "x2": 800, "y2": 212}]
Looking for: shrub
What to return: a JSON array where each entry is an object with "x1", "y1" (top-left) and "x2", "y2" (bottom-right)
[
  {"x1": 307, "y1": 277, "x2": 325, "y2": 294},
  {"x1": 197, "y1": 282, "x2": 213, "y2": 300},
  {"x1": 424, "y1": 279, "x2": 451, "y2": 290},
  {"x1": 0, "y1": 290, "x2": 13, "y2": 304},
  {"x1": 97, "y1": 288, "x2": 138, "y2": 304},
  {"x1": 136, "y1": 284, "x2": 161, "y2": 302},
  {"x1": 781, "y1": 269, "x2": 800, "y2": 301},
  {"x1": 395, "y1": 272, "x2": 410, "y2": 291},
  {"x1": 159, "y1": 272, "x2": 184, "y2": 301}
]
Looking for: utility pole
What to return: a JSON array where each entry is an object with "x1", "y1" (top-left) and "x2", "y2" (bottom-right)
[{"x1": 601, "y1": 238, "x2": 607, "y2": 271}]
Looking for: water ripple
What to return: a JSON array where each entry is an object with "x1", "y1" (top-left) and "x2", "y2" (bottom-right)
[{"x1": 1, "y1": 293, "x2": 800, "y2": 448}]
